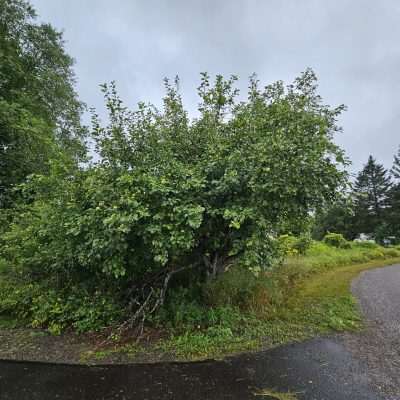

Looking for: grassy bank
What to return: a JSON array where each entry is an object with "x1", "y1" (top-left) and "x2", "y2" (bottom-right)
[
  {"x1": 77, "y1": 242, "x2": 400, "y2": 363},
  {"x1": 145, "y1": 242, "x2": 400, "y2": 361},
  {"x1": 1, "y1": 241, "x2": 400, "y2": 363}
]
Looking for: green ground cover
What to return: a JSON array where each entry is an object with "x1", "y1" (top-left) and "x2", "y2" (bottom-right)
[{"x1": 78, "y1": 241, "x2": 400, "y2": 362}]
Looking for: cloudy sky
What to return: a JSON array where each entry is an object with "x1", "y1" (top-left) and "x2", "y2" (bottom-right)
[{"x1": 31, "y1": 0, "x2": 400, "y2": 173}]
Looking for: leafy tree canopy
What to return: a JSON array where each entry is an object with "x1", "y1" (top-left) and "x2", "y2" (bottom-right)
[
  {"x1": 0, "y1": 0, "x2": 86, "y2": 206},
  {"x1": 2, "y1": 70, "x2": 348, "y2": 327}
]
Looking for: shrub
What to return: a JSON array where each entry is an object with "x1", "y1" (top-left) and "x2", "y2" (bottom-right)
[
  {"x1": 278, "y1": 235, "x2": 299, "y2": 256},
  {"x1": 293, "y1": 234, "x2": 313, "y2": 255},
  {"x1": 155, "y1": 287, "x2": 205, "y2": 329},
  {"x1": 204, "y1": 267, "x2": 263, "y2": 309},
  {"x1": 278, "y1": 234, "x2": 312, "y2": 256},
  {"x1": 0, "y1": 276, "x2": 122, "y2": 333},
  {"x1": 382, "y1": 248, "x2": 400, "y2": 258},
  {"x1": 323, "y1": 232, "x2": 351, "y2": 249},
  {"x1": 1, "y1": 71, "x2": 347, "y2": 332},
  {"x1": 156, "y1": 288, "x2": 244, "y2": 332}
]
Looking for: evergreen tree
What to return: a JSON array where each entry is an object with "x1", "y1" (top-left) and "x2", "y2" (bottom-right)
[
  {"x1": 385, "y1": 183, "x2": 400, "y2": 242},
  {"x1": 391, "y1": 145, "x2": 400, "y2": 180},
  {"x1": 387, "y1": 146, "x2": 400, "y2": 241},
  {"x1": 352, "y1": 155, "x2": 391, "y2": 237}
]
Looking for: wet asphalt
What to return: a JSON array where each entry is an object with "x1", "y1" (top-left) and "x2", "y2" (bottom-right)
[
  {"x1": 343, "y1": 263, "x2": 400, "y2": 398},
  {"x1": 1, "y1": 264, "x2": 399, "y2": 400}
]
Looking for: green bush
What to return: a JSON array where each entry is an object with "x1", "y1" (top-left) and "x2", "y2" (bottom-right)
[
  {"x1": 153, "y1": 283, "x2": 245, "y2": 331},
  {"x1": 294, "y1": 234, "x2": 313, "y2": 255},
  {"x1": 323, "y1": 232, "x2": 351, "y2": 249},
  {"x1": 278, "y1": 235, "x2": 299, "y2": 256},
  {"x1": 156, "y1": 289, "x2": 206, "y2": 329},
  {"x1": 0, "y1": 276, "x2": 122, "y2": 333},
  {"x1": 0, "y1": 258, "x2": 7, "y2": 274},
  {"x1": 1, "y1": 71, "x2": 347, "y2": 332},
  {"x1": 382, "y1": 248, "x2": 400, "y2": 258},
  {"x1": 204, "y1": 268, "x2": 259, "y2": 308},
  {"x1": 278, "y1": 234, "x2": 312, "y2": 256}
]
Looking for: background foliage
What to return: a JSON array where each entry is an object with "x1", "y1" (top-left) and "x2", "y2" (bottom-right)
[{"x1": 314, "y1": 151, "x2": 400, "y2": 243}]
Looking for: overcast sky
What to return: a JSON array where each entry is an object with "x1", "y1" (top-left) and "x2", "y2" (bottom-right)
[{"x1": 31, "y1": 0, "x2": 400, "y2": 172}]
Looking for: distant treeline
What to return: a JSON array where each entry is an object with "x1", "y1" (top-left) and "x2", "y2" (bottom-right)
[{"x1": 313, "y1": 152, "x2": 400, "y2": 244}]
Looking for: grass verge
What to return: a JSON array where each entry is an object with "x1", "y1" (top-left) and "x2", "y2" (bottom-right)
[
  {"x1": 153, "y1": 252, "x2": 400, "y2": 361},
  {"x1": 1, "y1": 244, "x2": 400, "y2": 364}
]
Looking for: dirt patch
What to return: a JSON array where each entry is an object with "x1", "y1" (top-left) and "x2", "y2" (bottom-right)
[
  {"x1": 0, "y1": 328, "x2": 94, "y2": 363},
  {"x1": 0, "y1": 326, "x2": 178, "y2": 364}
]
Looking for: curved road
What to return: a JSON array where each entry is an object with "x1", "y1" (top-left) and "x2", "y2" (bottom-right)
[
  {"x1": 343, "y1": 263, "x2": 400, "y2": 399},
  {"x1": 0, "y1": 264, "x2": 399, "y2": 400}
]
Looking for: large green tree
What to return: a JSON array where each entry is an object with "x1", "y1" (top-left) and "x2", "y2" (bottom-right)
[
  {"x1": 352, "y1": 155, "x2": 391, "y2": 237},
  {"x1": 2, "y1": 70, "x2": 348, "y2": 329},
  {"x1": 0, "y1": 0, "x2": 85, "y2": 206}
]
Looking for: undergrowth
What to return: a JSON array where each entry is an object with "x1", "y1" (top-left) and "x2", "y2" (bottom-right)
[
  {"x1": 152, "y1": 242, "x2": 400, "y2": 360},
  {"x1": 1, "y1": 240, "x2": 400, "y2": 362}
]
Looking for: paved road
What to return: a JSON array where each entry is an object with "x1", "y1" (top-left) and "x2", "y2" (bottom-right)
[
  {"x1": 1, "y1": 264, "x2": 399, "y2": 400},
  {"x1": 343, "y1": 263, "x2": 400, "y2": 399}
]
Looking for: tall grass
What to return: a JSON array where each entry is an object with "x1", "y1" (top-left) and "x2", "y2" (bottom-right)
[
  {"x1": 281, "y1": 241, "x2": 400, "y2": 285},
  {"x1": 3, "y1": 240, "x2": 399, "y2": 362},
  {"x1": 155, "y1": 241, "x2": 400, "y2": 360}
]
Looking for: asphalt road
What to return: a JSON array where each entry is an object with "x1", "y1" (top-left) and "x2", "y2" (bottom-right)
[
  {"x1": 1, "y1": 264, "x2": 399, "y2": 400},
  {"x1": 343, "y1": 263, "x2": 400, "y2": 399}
]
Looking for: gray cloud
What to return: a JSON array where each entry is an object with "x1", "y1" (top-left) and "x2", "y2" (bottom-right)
[{"x1": 31, "y1": 0, "x2": 400, "y2": 172}]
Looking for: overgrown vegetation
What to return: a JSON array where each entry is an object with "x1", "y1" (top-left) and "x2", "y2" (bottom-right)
[
  {"x1": 141, "y1": 240, "x2": 400, "y2": 360},
  {"x1": 74, "y1": 240, "x2": 400, "y2": 362},
  {"x1": 1, "y1": 0, "x2": 400, "y2": 364},
  {"x1": 0, "y1": 0, "x2": 350, "y2": 335}
]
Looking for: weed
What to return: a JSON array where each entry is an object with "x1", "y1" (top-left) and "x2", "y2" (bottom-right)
[
  {"x1": 80, "y1": 343, "x2": 142, "y2": 363},
  {"x1": 254, "y1": 388, "x2": 298, "y2": 399}
]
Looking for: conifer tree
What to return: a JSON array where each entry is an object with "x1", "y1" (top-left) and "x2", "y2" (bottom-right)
[
  {"x1": 391, "y1": 146, "x2": 400, "y2": 180},
  {"x1": 387, "y1": 146, "x2": 400, "y2": 241},
  {"x1": 353, "y1": 155, "x2": 391, "y2": 237}
]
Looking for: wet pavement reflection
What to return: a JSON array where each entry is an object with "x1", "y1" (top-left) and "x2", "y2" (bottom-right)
[{"x1": 0, "y1": 337, "x2": 382, "y2": 400}]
